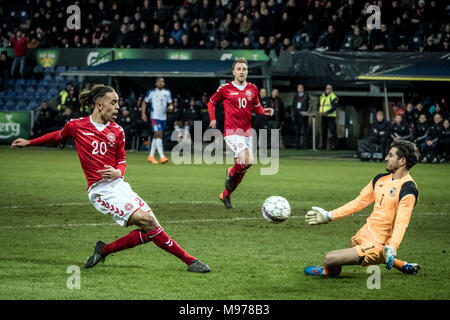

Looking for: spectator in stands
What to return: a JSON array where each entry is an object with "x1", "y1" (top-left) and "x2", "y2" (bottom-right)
[
  {"x1": 404, "y1": 102, "x2": 415, "y2": 126},
  {"x1": 291, "y1": 84, "x2": 312, "y2": 149},
  {"x1": 33, "y1": 101, "x2": 56, "y2": 137},
  {"x1": 117, "y1": 106, "x2": 134, "y2": 150},
  {"x1": 319, "y1": 84, "x2": 339, "y2": 150},
  {"x1": 438, "y1": 119, "x2": 450, "y2": 163},
  {"x1": 268, "y1": 88, "x2": 286, "y2": 147},
  {"x1": 183, "y1": 97, "x2": 201, "y2": 139},
  {"x1": 317, "y1": 25, "x2": 341, "y2": 51},
  {"x1": 265, "y1": 35, "x2": 280, "y2": 56},
  {"x1": 167, "y1": 98, "x2": 184, "y2": 141},
  {"x1": 10, "y1": 30, "x2": 29, "y2": 78},
  {"x1": 57, "y1": 83, "x2": 73, "y2": 111},
  {"x1": 0, "y1": 50, "x2": 12, "y2": 80},
  {"x1": 371, "y1": 24, "x2": 393, "y2": 51},
  {"x1": 391, "y1": 114, "x2": 412, "y2": 142},
  {"x1": 350, "y1": 26, "x2": 368, "y2": 50},
  {"x1": 421, "y1": 113, "x2": 443, "y2": 163},
  {"x1": 171, "y1": 21, "x2": 184, "y2": 44},
  {"x1": 254, "y1": 88, "x2": 270, "y2": 134},
  {"x1": 281, "y1": 37, "x2": 294, "y2": 51},
  {"x1": 413, "y1": 102, "x2": 428, "y2": 124},
  {"x1": 369, "y1": 110, "x2": 391, "y2": 157},
  {"x1": 296, "y1": 13, "x2": 319, "y2": 50},
  {"x1": 239, "y1": 36, "x2": 254, "y2": 49},
  {"x1": 115, "y1": 24, "x2": 129, "y2": 48},
  {"x1": 255, "y1": 36, "x2": 267, "y2": 50},
  {"x1": 392, "y1": 101, "x2": 405, "y2": 116},
  {"x1": 64, "y1": 87, "x2": 83, "y2": 116},
  {"x1": 54, "y1": 106, "x2": 74, "y2": 130},
  {"x1": 413, "y1": 113, "x2": 429, "y2": 148}
]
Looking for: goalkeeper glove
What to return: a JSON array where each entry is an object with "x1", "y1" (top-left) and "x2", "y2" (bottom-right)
[
  {"x1": 383, "y1": 244, "x2": 395, "y2": 270},
  {"x1": 305, "y1": 206, "x2": 333, "y2": 225}
]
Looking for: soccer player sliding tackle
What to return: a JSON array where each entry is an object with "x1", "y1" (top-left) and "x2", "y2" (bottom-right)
[
  {"x1": 304, "y1": 140, "x2": 421, "y2": 276},
  {"x1": 208, "y1": 58, "x2": 273, "y2": 209},
  {"x1": 11, "y1": 84, "x2": 210, "y2": 273}
]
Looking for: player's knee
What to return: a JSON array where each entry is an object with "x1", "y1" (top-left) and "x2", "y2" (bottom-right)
[
  {"x1": 132, "y1": 210, "x2": 159, "y2": 231},
  {"x1": 323, "y1": 252, "x2": 338, "y2": 267}
]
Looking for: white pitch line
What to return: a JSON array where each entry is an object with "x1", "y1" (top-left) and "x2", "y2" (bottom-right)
[
  {"x1": 0, "y1": 212, "x2": 447, "y2": 230},
  {"x1": 0, "y1": 200, "x2": 316, "y2": 210},
  {"x1": 0, "y1": 215, "x2": 303, "y2": 229}
]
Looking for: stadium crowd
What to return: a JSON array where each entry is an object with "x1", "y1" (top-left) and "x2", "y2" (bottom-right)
[
  {"x1": 368, "y1": 98, "x2": 450, "y2": 163},
  {"x1": 31, "y1": 81, "x2": 450, "y2": 163},
  {"x1": 1, "y1": 0, "x2": 449, "y2": 53}
]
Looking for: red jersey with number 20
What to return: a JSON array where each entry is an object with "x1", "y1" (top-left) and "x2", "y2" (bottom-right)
[
  {"x1": 30, "y1": 116, "x2": 126, "y2": 188},
  {"x1": 208, "y1": 81, "x2": 264, "y2": 137}
]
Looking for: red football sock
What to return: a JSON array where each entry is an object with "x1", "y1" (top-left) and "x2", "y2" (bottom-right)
[
  {"x1": 229, "y1": 161, "x2": 248, "y2": 177},
  {"x1": 103, "y1": 229, "x2": 149, "y2": 256},
  {"x1": 148, "y1": 227, "x2": 196, "y2": 265}
]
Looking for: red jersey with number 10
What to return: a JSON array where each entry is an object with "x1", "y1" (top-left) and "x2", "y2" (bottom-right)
[
  {"x1": 29, "y1": 116, "x2": 126, "y2": 188},
  {"x1": 209, "y1": 81, "x2": 263, "y2": 137}
]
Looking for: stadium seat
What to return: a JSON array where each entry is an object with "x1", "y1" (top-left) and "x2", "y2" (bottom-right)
[
  {"x1": 0, "y1": 91, "x2": 5, "y2": 99},
  {"x1": 15, "y1": 100, "x2": 27, "y2": 110},
  {"x1": 26, "y1": 78, "x2": 37, "y2": 87},
  {"x1": 33, "y1": 66, "x2": 44, "y2": 74},
  {"x1": 5, "y1": 99, "x2": 16, "y2": 110},
  {"x1": 27, "y1": 101, "x2": 39, "y2": 110},
  {"x1": 48, "y1": 88, "x2": 59, "y2": 97},
  {"x1": 18, "y1": 8, "x2": 28, "y2": 23},
  {"x1": 14, "y1": 86, "x2": 24, "y2": 94},
  {"x1": 15, "y1": 78, "x2": 26, "y2": 86},
  {"x1": 54, "y1": 74, "x2": 64, "y2": 82},
  {"x1": 56, "y1": 66, "x2": 67, "y2": 73},
  {"x1": 43, "y1": 73, "x2": 53, "y2": 81},
  {"x1": 38, "y1": 79, "x2": 49, "y2": 88}
]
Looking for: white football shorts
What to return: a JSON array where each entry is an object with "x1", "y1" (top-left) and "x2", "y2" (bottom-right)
[
  {"x1": 88, "y1": 178, "x2": 154, "y2": 227},
  {"x1": 224, "y1": 135, "x2": 253, "y2": 158}
]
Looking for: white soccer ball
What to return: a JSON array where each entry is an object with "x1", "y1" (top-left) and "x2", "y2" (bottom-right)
[{"x1": 262, "y1": 196, "x2": 291, "y2": 223}]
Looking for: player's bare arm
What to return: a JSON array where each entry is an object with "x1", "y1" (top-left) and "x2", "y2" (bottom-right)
[
  {"x1": 11, "y1": 138, "x2": 30, "y2": 148},
  {"x1": 141, "y1": 100, "x2": 148, "y2": 122},
  {"x1": 97, "y1": 165, "x2": 122, "y2": 180}
]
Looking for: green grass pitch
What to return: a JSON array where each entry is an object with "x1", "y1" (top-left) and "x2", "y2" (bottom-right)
[{"x1": 0, "y1": 146, "x2": 449, "y2": 300}]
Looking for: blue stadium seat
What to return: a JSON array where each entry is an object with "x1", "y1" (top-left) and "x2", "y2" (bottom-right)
[
  {"x1": 14, "y1": 86, "x2": 24, "y2": 94},
  {"x1": 33, "y1": 66, "x2": 44, "y2": 73},
  {"x1": 43, "y1": 73, "x2": 53, "y2": 81},
  {"x1": 27, "y1": 101, "x2": 39, "y2": 110},
  {"x1": 48, "y1": 88, "x2": 59, "y2": 97},
  {"x1": 56, "y1": 66, "x2": 67, "y2": 73},
  {"x1": 54, "y1": 74, "x2": 64, "y2": 82},
  {"x1": 15, "y1": 100, "x2": 27, "y2": 110},
  {"x1": 5, "y1": 92, "x2": 17, "y2": 100},
  {"x1": 38, "y1": 79, "x2": 49, "y2": 88},
  {"x1": 5, "y1": 99, "x2": 16, "y2": 110},
  {"x1": 26, "y1": 78, "x2": 37, "y2": 87},
  {"x1": 37, "y1": 86, "x2": 47, "y2": 96},
  {"x1": 25, "y1": 86, "x2": 35, "y2": 94},
  {"x1": 0, "y1": 91, "x2": 5, "y2": 99},
  {"x1": 43, "y1": 67, "x2": 56, "y2": 74},
  {"x1": 15, "y1": 78, "x2": 26, "y2": 86}
]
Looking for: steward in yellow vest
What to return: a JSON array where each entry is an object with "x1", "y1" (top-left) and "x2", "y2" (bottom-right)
[{"x1": 319, "y1": 90, "x2": 338, "y2": 117}]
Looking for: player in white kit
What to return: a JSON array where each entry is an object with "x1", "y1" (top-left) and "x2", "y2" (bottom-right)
[
  {"x1": 141, "y1": 77, "x2": 172, "y2": 164},
  {"x1": 11, "y1": 84, "x2": 210, "y2": 273}
]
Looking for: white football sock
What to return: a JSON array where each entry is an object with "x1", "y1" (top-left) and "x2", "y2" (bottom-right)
[
  {"x1": 156, "y1": 138, "x2": 164, "y2": 158},
  {"x1": 149, "y1": 138, "x2": 156, "y2": 157}
]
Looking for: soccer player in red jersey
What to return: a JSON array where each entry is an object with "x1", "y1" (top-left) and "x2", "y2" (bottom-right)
[
  {"x1": 11, "y1": 84, "x2": 210, "y2": 273},
  {"x1": 208, "y1": 58, "x2": 273, "y2": 208}
]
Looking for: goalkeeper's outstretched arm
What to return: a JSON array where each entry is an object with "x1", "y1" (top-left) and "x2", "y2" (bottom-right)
[{"x1": 305, "y1": 181, "x2": 375, "y2": 225}]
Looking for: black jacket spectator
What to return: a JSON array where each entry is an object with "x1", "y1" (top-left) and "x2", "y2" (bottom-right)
[
  {"x1": 391, "y1": 118, "x2": 412, "y2": 141},
  {"x1": 413, "y1": 115, "x2": 429, "y2": 144}
]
